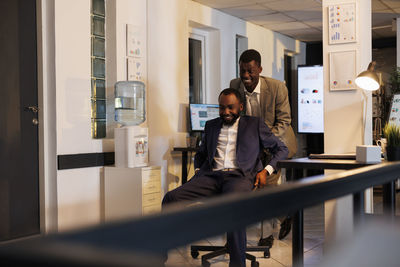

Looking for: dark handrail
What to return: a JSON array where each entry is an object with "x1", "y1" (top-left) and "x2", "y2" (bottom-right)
[{"x1": 1, "y1": 162, "x2": 400, "y2": 266}]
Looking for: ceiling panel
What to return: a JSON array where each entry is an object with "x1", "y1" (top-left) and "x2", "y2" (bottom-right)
[
  {"x1": 381, "y1": 0, "x2": 400, "y2": 9},
  {"x1": 248, "y1": 12, "x2": 295, "y2": 26},
  {"x1": 266, "y1": 21, "x2": 312, "y2": 31},
  {"x1": 194, "y1": 0, "x2": 258, "y2": 9},
  {"x1": 221, "y1": 4, "x2": 275, "y2": 18},
  {"x1": 261, "y1": 0, "x2": 321, "y2": 12},
  {"x1": 281, "y1": 28, "x2": 322, "y2": 42},
  {"x1": 373, "y1": 8, "x2": 395, "y2": 14},
  {"x1": 192, "y1": 0, "x2": 398, "y2": 42},
  {"x1": 302, "y1": 18, "x2": 323, "y2": 30},
  {"x1": 284, "y1": 7, "x2": 322, "y2": 20},
  {"x1": 372, "y1": 0, "x2": 390, "y2": 11}
]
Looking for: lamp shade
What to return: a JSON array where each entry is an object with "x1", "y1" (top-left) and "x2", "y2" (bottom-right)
[{"x1": 355, "y1": 61, "x2": 380, "y2": 91}]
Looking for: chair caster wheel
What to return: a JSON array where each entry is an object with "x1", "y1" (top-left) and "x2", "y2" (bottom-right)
[
  {"x1": 251, "y1": 261, "x2": 259, "y2": 267},
  {"x1": 191, "y1": 250, "x2": 199, "y2": 258},
  {"x1": 264, "y1": 249, "x2": 270, "y2": 258}
]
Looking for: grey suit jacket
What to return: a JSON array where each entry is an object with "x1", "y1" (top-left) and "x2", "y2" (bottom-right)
[{"x1": 230, "y1": 76, "x2": 297, "y2": 158}]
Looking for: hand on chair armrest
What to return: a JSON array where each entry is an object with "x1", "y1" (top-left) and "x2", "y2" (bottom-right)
[{"x1": 254, "y1": 169, "x2": 268, "y2": 189}]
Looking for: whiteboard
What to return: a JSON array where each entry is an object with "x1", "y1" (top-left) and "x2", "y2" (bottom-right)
[
  {"x1": 388, "y1": 94, "x2": 400, "y2": 127},
  {"x1": 298, "y1": 66, "x2": 324, "y2": 133}
]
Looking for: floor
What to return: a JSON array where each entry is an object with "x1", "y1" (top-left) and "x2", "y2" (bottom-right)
[
  {"x1": 165, "y1": 189, "x2": 400, "y2": 267},
  {"x1": 166, "y1": 204, "x2": 323, "y2": 267}
]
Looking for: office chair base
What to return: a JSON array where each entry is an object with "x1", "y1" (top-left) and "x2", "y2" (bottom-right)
[{"x1": 191, "y1": 244, "x2": 269, "y2": 266}]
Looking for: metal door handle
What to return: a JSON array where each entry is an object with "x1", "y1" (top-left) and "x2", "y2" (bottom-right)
[{"x1": 25, "y1": 106, "x2": 38, "y2": 113}]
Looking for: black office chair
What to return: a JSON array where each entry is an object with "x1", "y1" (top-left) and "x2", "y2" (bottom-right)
[
  {"x1": 190, "y1": 222, "x2": 270, "y2": 267},
  {"x1": 191, "y1": 154, "x2": 273, "y2": 267}
]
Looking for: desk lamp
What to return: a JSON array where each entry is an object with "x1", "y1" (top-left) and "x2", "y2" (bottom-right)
[
  {"x1": 355, "y1": 61, "x2": 380, "y2": 91},
  {"x1": 355, "y1": 61, "x2": 381, "y2": 163}
]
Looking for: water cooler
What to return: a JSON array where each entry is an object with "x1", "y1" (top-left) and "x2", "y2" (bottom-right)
[
  {"x1": 114, "y1": 126, "x2": 148, "y2": 168},
  {"x1": 104, "y1": 83, "x2": 161, "y2": 222},
  {"x1": 114, "y1": 81, "x2": 148, "y2": 167}
]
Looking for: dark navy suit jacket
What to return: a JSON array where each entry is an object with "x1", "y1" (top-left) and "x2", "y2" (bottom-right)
[{"x1": 194, "y1": 116, "x2": 289, "y2": 179}]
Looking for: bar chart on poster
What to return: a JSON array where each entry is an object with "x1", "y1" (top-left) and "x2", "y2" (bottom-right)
[{"x1": 298, "y1": 65, "x2": 324, "y2": 133}]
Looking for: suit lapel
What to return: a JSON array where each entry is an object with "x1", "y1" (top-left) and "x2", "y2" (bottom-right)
[
  {"x1": 238, "y1": 82, "x2": 247, "y2": 116},
  {"x1": 208, "y1": 118, "x2": 223, "y2": 166},
  {"x1": 259, "y1": 77, "x2": 267, "y2": 116},
  {"x1": 236, "y1": 117, "x2": 247, "y2": 155}
]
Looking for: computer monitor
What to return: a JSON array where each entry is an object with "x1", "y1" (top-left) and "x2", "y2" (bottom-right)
[
  {"x1": 297, "y1": 65, "x2": 324, "y2": 133},
  {"x1": 189, "y1": 104, "x2": 219, "y2": 131}
]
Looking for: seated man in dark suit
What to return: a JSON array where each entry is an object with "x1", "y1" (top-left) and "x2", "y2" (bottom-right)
[{"x1": 162, "y1": 88, "x2": 288, "y2": 267}]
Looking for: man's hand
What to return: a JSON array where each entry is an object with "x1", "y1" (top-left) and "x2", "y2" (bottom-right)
[{"x1": 254, "y1": 169, "x2": 268, "y2": 189}]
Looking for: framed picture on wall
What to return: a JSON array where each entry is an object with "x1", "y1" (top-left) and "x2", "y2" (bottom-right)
[
  {"x1": 328, "y1": 3, "x2": 356, "y2": 44},
  {"x1": 329, "y1": 50, "x2": 357, "y2": 91}
]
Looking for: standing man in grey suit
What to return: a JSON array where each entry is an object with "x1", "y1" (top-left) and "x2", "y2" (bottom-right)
[
  {"x1": 163, "y1": 88, "x2": 288, "y2": 267},
  {"x1": 230, "y1": 49, "x2": 297, "y2": 246}
]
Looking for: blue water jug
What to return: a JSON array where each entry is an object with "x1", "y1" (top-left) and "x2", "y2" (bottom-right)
[{"x1": 114, "y1": 81, "x2": 145, "y2": 126}]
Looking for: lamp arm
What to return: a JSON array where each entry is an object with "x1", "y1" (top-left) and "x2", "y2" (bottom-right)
[
  {"x1": 367, "y1": 61, "x2": 376, "y2": 72},
  {"x1": 361, "y1": 90, "x2": 368, "y2": 145}
]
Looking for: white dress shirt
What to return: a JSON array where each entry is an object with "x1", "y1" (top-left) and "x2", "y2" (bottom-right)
[
  {"x1": 213, "y1": 118, "x2": 240, "y2": 171},
  {"x1": 245, "y1": 79, "x2": 261, "y2": 116},
  {"x1": 210, "y1": 117, "x2": 274, "y2": 175}
]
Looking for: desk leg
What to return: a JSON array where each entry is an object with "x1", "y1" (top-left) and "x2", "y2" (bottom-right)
[
  {"x1": 383, "y1": 181, "x2": 396, "y2": 219},
  {"x1": 292, "y1": 209, "x2": 304, "y2": 267},
  {"x1": 288, "y1": 167, "x2": 304, "y2": 267},
  {"x1": 353, "y1": 191, "x2": 365, "y2": 226},
  {"x1": 181, "y1": 151, "x2": 188, "y2": 184}
]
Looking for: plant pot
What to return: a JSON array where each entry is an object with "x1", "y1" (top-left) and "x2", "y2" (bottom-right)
[{"x1": 386, "y1": 146, "x2": 400, "y2": 161}]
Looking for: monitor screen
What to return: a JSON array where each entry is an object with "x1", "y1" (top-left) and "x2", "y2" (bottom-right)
[
  {"x1": 190, "y1": 104, "x2": 219, "y2": 131},
  {"x1": 297, "y1": 65, "x2": 324, "y2": 133}
]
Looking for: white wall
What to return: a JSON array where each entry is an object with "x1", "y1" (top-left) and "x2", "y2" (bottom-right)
[
  {"x1": 148, "y1": 0, "x2": 306, "y2": 193},
  {"x1": 54, "y1": 0, "x2": 104, "y2": 231},
  {"x1": 40, "y1": 0, "x2": 306, "y2": 231},
  {"x1": 52, "y1": 0, "x2": 148, "y2": 231}
]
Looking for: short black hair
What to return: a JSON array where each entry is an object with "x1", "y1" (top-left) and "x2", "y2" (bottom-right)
[
  {"x1": 218, "y1": 88, "x2": 243, "y2": 104},
  {"x1": 239, "y1": 49, "x2": 261, "y2": 66}
]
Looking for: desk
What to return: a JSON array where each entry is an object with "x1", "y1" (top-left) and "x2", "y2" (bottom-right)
[
  {"x1": 173, "y1": 147, "x2": 198, "y2": 184},
  {"x1": 278, "y1": 157, "x2": 377, "y2": 170},
  {"x1": 277, "y1": 157, "x2": 395, "y2": 267}
]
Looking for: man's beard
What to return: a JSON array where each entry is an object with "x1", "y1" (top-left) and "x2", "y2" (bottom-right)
[{"x1": 221, "y1": 113, "x2": 239, "y2": 126}]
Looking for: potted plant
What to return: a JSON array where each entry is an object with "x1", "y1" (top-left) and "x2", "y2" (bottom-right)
[
  {"x1": 389, "y1": 67, "x2": 400, "y2": 95},
  {"x1": 383, "y1": 123, "x2": 400, "y2": 161}
]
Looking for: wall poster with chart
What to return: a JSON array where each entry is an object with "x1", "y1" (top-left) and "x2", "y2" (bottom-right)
[
  {"x1": 328, "y1": 3, "x2": 356, "y2": 44},
  {"x1": 127, "y1": 24, "x2": 145, "y2": 82}
]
